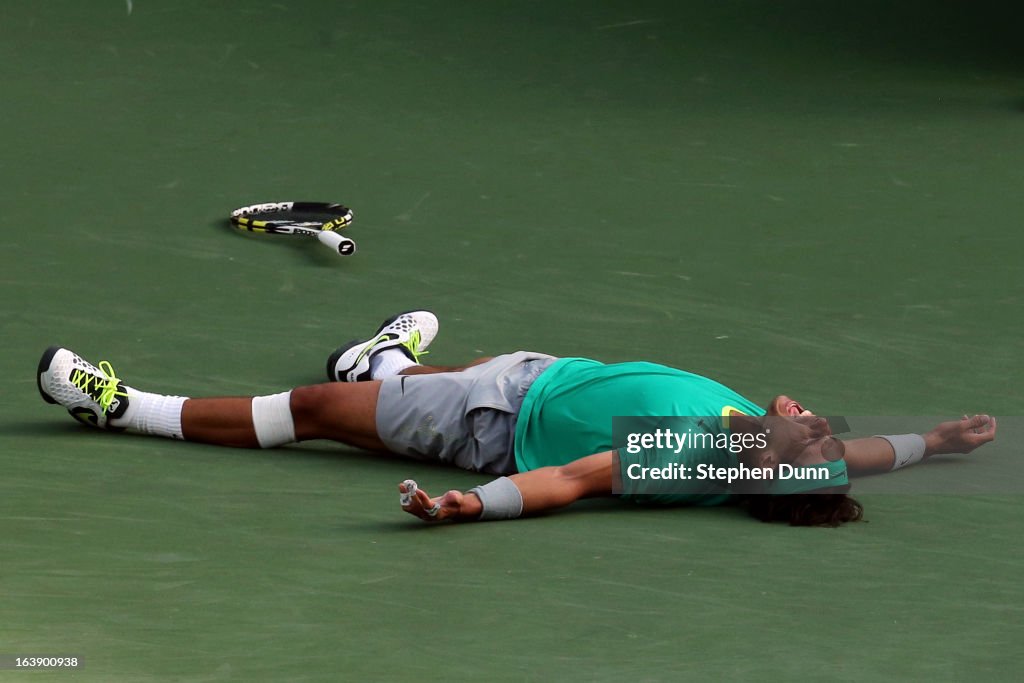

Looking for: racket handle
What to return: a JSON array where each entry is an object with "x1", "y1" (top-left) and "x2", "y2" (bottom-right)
[{"x1": 318, "y1": 230, "x2": 357, "y2": 256}]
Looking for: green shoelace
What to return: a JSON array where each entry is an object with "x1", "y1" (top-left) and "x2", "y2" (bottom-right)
[
  {"x1": 70, "y1": 360, "x2": 128, "y2": 414},
  {"x1": 401, "y1": 330, "x2": 428, "y2": 363}
]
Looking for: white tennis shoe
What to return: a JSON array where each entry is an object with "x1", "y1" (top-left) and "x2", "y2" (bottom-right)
[
  {"x1": 37, "y1": 346, "x2": 131, "y2": 429},
  {"x1": 327, "y1": 310, "x2": 439, "y2": 382}
]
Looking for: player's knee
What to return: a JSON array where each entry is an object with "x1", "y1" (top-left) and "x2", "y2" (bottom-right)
[
  {"x1": 289, "y1": 382, "x2": 379, "y2": 436},
  {"x1": 289, "y1": 384, "x2": 341, "y2": 429}
]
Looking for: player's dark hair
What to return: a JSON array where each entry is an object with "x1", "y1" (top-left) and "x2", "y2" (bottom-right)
[{"x1": 742, "y1": 488, "x2": 863, "y2": 527}]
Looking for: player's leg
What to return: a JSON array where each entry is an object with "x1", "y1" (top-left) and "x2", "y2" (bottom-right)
[
  {"x1": 37, "y1": 346, "x2": 386, "y2": 451},
  {"x1": 181, "y1": 382, "x2": 386, "y2": 450}
]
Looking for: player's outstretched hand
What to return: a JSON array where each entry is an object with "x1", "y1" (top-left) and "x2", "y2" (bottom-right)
[
  {"x1": 924, "y1": 415, "x2": 997, "y2": 458},
  {"x1": 399, "y1": 480, "x2": 466, "y2": 523}
]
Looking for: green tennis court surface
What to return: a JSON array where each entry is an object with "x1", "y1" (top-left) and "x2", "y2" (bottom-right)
[{"x1": 2, "y1": 1, "x2": 1022, "y2": 680}]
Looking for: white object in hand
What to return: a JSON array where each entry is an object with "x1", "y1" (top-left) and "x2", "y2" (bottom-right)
[{"x1": 400, "y1": 479, "x2": 419, "y2": 507}]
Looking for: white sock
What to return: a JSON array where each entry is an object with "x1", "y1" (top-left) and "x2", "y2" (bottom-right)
[
  {"x1": 370, "y1": 349, "x2": 416, "y2": 380},
  {"x1": 112, "y1": 388, "x2": 188, "y2": 439}
]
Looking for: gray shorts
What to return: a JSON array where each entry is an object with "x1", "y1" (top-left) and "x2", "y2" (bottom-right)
[{"x1": 375, "y1": 351, "x2": 557, "y2": 475}]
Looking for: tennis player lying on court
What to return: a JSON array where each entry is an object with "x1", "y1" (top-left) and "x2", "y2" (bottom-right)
[{"x1": 37, "y1": 311, "x2": 997, "y2": 527}]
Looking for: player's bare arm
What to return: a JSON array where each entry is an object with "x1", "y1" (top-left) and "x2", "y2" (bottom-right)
[
  {"x1": 401, "y1": 415, "x2": 999, "y2": 523},
  {"x1": 841, "y1": 415, "x2": 997, "y2": 475},
  {"x1": 763, "y1": 401, "x2": 998, "y2": 474},
  {"x1": 400, "y1": 451, "x2": 614, "y2": 523}
]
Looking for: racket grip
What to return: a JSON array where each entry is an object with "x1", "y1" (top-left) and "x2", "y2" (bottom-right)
[{"x1": 318, "y1": 230, "x2": 357, "y2": 256}]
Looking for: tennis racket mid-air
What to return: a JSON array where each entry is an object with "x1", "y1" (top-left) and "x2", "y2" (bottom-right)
[{"x1": 229, "y1": 201, "x2": 357, "y2": 256}]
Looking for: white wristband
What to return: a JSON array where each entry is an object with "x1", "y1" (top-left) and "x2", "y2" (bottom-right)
[
  {"x1": 467, "y1": 477, "x2": 524, "y2": 521},
  {"x1": 877, "y1": 434, "x2": 927, "y2": 470}
]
